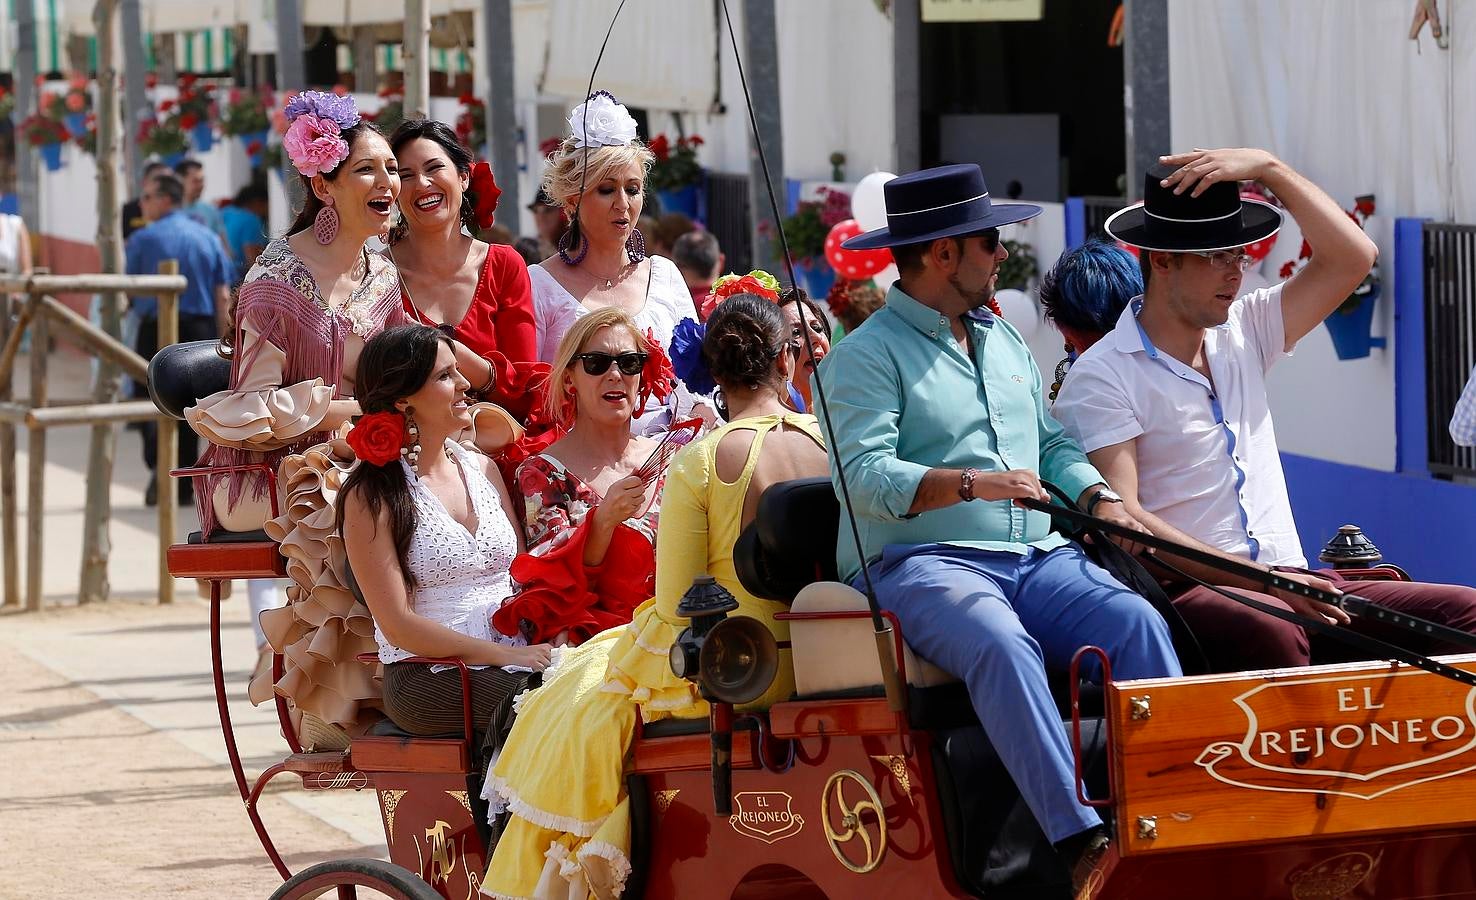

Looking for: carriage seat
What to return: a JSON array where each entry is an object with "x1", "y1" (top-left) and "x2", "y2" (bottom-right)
[
  {"x1": 734, "y1": 477, "x2": 959, "y2": 694},
  {"x1": 148, "y1": 339, "x2": 229, "y2": 420}
]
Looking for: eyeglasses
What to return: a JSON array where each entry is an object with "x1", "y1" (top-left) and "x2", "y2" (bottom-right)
[
  {"x1": 1191, "y1": 250, "x2": 1254, "y2": 272},
  {"x1": 574, "y1": 351, "x2": 648, "y2": 377}
]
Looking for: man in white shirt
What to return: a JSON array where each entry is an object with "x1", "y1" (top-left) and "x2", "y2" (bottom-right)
[
  {"x1": 1451, "y1": 365, "x2": 1476, "y2": 447},
  {"x1": 1053, "y1": 149, "x2": 1476, "y2": 671}
]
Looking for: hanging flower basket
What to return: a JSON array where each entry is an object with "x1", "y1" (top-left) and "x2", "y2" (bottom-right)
[
  {"x1": 1322, "y1": 273, "x2": 1386, "y2": 360},
  {"x1": 657, "y1": 184, "x2": 701, "y2": 220},
  {"x1": 241, "y1": 130, "x2": 269, "y2": 167},
  {"x1": 39, "y1": 142, "x2": 65, "y2": 172}
]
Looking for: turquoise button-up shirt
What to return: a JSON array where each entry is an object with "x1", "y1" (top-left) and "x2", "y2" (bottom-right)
[{"x1": 817, "y1": 285, "x2": 1104, "y2": 583}]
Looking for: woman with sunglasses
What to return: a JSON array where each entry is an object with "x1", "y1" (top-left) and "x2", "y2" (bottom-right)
[
  {"x1": 482, "y1": 294, "x2": 827, "y2": 899},
  {"x1": 490, "y1": 307, "x2": 676, "y2": 648},
  {"x1": 531, "y1": 93, "x2": 702, "y2": 435}
]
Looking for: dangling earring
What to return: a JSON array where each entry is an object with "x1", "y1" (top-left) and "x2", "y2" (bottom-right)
[
  {"x1": 557, "y1": 226, "x2": 588, "y2": 266},
  {"x1": 314, "y1": 200, "x2": 340, "y2": 246},
  {"x1": 402, "y1": 407, "x2": 422, "y2": 474},
  {"x1": 625, "y1": 226, "x2": 647, "y2": 263},
  {"x1": 1049, "y1": 341, "x2": 1076, "y2": 404}
]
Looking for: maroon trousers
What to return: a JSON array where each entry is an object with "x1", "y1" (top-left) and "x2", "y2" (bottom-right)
[{"x1": 1169, "y1": 569, "x2": 1476, "y2": 672}]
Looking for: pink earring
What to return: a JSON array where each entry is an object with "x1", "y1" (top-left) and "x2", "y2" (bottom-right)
[{"x1": 314, "y1": 201, "x2": 340, "y2": 245}]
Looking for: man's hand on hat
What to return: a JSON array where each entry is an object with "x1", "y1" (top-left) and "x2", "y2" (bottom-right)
[{"x1": 1159, "y1": 148, "x2": 1279, "y2": 198}]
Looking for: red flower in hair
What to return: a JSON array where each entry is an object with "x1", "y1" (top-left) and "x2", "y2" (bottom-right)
[
  {"x1": 347, "y1": 412, "x2": 406, "y2": 466},
  {"x1": 639, "y1": 330, "x2": 676, "y2": 410},
  {"x1": 468, "y1": 161, "x2": 501, "y2": 230}
]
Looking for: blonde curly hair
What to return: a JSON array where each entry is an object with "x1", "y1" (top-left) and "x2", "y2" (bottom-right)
[{"x1": 540, "y1": 139, "x2": 656, "y2": 212}]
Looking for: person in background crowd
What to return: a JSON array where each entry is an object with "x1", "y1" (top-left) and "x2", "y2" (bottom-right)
[
  {"x1": 1054, "y1": 149, "x2": 1476, "y2": 673},
  {"x1": 528, "y1": 92, "x2": 702, "y2": 434},
  {"x1": 1036, "y1": 238, "x2": 1143, "y2": 402},
  {"x1": 174, "y1": 158, "x2": 228, "y2": 243},
  {"x1": 826, "y1": 278, "x2": 886, "y2": 341},
  {"x1": 512, "y1": 236, "x2": 543, "y2": 266},
  {"x1": 126, "y1": 170, "x2": 233, "y2": 507},
  {"x1": 779, "y1": 289, "x2": 831, "y2": 412},
  {"x1": 1451, "y1": 365, "x2": 1476, "y2": 447},
  {"x1": 122, "y1": 160, "x2": 170, "y2": 240},
  {"x1": 527, "y1": 186, "x2": 568, "y2": 260},
  {"x1": 0, "y1": 209, "x2": 32, "y2": 277},
  {"x1": 819, "y1": 164, "x2": 1179, "y2": 892},
  {"x1": 220, "y1": 183, "x2": 269, "y2": 284},
  {"x1": 671, "y1": 229, "x2": 724, "y2": 310},
  {"x1": 648, "y1": 211, "x2": 695, "y2": 259}
]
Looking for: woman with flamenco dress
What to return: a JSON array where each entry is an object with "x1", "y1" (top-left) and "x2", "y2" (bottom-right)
[{"x1": 481, "y1": 291, "x2": 827, "y2": 900}]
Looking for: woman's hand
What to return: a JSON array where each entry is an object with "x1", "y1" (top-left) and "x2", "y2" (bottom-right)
[
  {"x1": 594, "y1": 474, "x2": 647, "y2": 528},
  {"x1": 502, "y1": 643, "x2": 555, "y2": 672}
]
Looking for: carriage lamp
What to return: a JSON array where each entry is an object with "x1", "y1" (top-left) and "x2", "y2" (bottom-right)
[
  {"x1": 1318, "y1": 524, "x2": 1384, "y2": 569},
  {"x1": 669, "y1": 575, "x2": 741, "y2": 684}
]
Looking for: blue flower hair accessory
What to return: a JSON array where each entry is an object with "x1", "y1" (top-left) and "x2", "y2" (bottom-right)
[
  {"x1": 284, "y1": 90, "x2": 361, "y2": 130},
  {"x1": 669, "y1": 317, "x2": 715, "y2": 396}
]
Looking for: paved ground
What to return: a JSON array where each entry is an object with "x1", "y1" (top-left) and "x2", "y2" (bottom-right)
[{"x1": 1, "y1": 351, "x2": 387, "y2": 898}]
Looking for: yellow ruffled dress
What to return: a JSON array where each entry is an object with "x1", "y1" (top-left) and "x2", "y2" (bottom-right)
[{"x1": 482, "y1": 413, "x2": 820, "y2": 900}]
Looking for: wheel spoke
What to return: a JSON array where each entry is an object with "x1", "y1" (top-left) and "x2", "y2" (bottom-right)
[{"x1": 336, "y1": 886, "x2": 357, "y2": 900}]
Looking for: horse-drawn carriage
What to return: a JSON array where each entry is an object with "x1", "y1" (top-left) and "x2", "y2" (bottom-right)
[{"x1": 153, "y1": 341, "x2": 1476, "y2": 900}]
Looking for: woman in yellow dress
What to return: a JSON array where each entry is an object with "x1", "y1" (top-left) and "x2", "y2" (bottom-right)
[{"x1": 482, "y1": 291, "x2": 828, "y2": 899}]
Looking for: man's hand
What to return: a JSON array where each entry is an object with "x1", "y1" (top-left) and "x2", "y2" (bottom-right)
[
  {"x1": 972, "y1": 469, "x2": 1049, "y2": 504},
  {"x1": 1093, "y1": 502, "x2": 1154, "y2": 556},
  {"x1": 1270, "y1": 569, "x2": 1351, "y2": 626},
  {"x1": 1158, "y1": 148, "x2": 1280, "y2": 198}
]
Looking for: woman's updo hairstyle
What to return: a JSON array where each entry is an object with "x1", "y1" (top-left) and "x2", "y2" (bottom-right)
[
  {"x1": 286, "y1": 120, "x2": 386, "y2": 237},
  {"x1": 541, "y1": 140, "x2": 656, "y2": 211},
  {"x1": 703, "y1": 294, "x2": 789, "y2": 393},
  {"x1": 389, "y1": 118, "x2": 483, "y2": 236},
  {"x1": 335, "y1": 324, "x2": 453, "y2": 589}
]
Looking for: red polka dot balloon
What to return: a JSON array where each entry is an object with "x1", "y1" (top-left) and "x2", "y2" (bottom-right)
[{"x1": 824, "y1": 219, "x2": 892, "y2": 279}]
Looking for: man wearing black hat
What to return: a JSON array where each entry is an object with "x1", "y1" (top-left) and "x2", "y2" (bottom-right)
[
  {"x1": 817, "y1": 164, "x2": 1182, "y2": 888},
  {"x1": 1054, "y1": 148, "x2": 1476, "y2": 671}
]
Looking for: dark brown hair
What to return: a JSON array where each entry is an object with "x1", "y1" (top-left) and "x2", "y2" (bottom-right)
[
  {"x1": 336, "y1": 324, "x2": 453, "y2": 590},
  {"x1": 388, "y1": 118, "x2": 485, "y2": 236},
  {"x1": 704, "y1": 294, "x2": 789, "y2": 421}
]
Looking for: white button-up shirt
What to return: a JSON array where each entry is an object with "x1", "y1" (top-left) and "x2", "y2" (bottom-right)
[{"x1": 1053, "y1": 285, "x2": 1307, "y2": 566}]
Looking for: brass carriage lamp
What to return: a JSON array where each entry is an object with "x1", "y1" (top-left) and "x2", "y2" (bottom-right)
[
  {"x1": 1318, "y1": 524, "x2": 1384, "y2": 569},
  {"x1": 670, "y1": 575, "x2": 779, "y2": 817}
]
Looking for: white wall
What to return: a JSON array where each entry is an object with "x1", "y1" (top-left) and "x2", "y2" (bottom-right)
[{"x1": 1164, "y1": 0, "x2": 1471, "y2": 471}]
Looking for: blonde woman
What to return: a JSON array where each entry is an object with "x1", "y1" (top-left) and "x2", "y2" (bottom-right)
[{"x1": 530, "y1": 92, "x2": 700, "y2": 434}]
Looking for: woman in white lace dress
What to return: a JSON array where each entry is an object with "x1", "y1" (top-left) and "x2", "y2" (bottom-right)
[
  {"x1": 530, "y1": 92, "x2": 703, "y2": 434},
  {"x1": 338, "y1": 324, "x2": 554, "y2": 762}
]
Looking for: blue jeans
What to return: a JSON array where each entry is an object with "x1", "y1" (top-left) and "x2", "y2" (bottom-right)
[{"x1": 858, "y1": 542, "x2": 1181, "y2": 843}]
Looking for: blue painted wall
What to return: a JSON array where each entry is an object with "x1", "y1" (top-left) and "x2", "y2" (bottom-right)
[{"x1": 1283, "y1": 452, "x2": 1476, "y2": 585}]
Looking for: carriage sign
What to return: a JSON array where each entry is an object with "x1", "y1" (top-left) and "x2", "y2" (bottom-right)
[
  {"x1": 1194, "y1": 670, "x2": 1476, "y2": 800},
  {"x1": 729, "y1": 791, "x2": 805, "y2": 843}
]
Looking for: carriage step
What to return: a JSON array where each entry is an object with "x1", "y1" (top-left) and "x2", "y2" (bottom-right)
[{"x1": 283, "y1": 750, "x2": 354, "y2": 775}]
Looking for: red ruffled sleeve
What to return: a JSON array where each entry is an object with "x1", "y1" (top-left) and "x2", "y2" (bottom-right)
[{"x1": 494, "y1": 519, "x2": 655, "y2": 644}]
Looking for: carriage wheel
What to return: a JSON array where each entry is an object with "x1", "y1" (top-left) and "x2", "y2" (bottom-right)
[{"x1": 268, "y1": 858, "x2": 444, "y2": 900}]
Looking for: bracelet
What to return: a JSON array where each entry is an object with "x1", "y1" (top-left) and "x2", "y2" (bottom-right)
[
  {"x1": 959, "y1": 467, "x2": 980, "y2": 502},
  {"x1": 480, "y1": 356, "x2": 495, "y2": 393}
]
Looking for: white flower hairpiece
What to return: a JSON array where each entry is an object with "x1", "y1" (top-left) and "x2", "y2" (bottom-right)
[{"x1": 567, "y1": 91, "x2": 639, "y2": 149}]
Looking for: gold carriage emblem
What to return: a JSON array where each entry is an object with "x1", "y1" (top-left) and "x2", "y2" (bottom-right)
[
  {"x1": 1287, "y1": 850, "x2": 1380, "y2": 900},
  {"x1": 655, "y1": 789, "x2": 681, "y2": 814},
  {"x1": 821, "y1": 769, "x2": 888, "y2": 874},
  {"x1": 424, "y1": 820, "x2": 458, "y2": 885},
  {"x1": 729, "y1": 791, "x2": 804, "y2": 843}
]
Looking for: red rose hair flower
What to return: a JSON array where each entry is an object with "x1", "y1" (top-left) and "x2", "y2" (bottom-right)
[
  {"x1": 468, "y1": 161, "x2": 501, "y2": 230},
  {"x1": 346, "y1": 411, "x2": 406, "y2": 466},
  {"x1": 639, "y1": 329, "x2": 676, "y2": 411}
]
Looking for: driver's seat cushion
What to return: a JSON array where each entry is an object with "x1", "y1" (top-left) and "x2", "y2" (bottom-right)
[
  {"x1": 148, "y1": 339, "x2": 230, "y2": 420},
  {"x1": 789, "y1": 581, "x2": 958, "y2": 694}
]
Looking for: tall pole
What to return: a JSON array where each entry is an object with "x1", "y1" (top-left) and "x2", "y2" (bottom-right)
[
  {"x1": 482, "y1": 0, "x2": 520, "y2": 219},
  {"x1": 274, "y1": 0, "x2": 307, "y2": 215},
  {"x1": 80, "y1": 0, "x2": 126, "y2": 604},
  {"x1": 892, "y1": 0, "x2": 920, "y2": 173},
  {"x1": 741, "y1": 0, "x2": 783, "y2": 273},
  {"x1": 13, "y1": 0, "x2": 40, "y2": 234},
  {"x1": 403, "y1": 0, "x2": 431, "y2": 119},
  {"x1": 1122, "y1": 0, "x2": 1170, "y2": 201},
  {"x1": 119, "y1": 0, "x2": 149, "y2": 191}
]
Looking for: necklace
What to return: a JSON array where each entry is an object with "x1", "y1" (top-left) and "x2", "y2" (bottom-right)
[{"x1": 582, "y1": 258, "x2": 635, "y2": 290}]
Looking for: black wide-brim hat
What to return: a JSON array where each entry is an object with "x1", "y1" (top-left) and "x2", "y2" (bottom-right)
[
  {"x1": 842, "y1": 164, "x2": 1042, "y2": 251},
  {"x1": 1105, "y1": 162, "x2": 1282, "y2": 252}
]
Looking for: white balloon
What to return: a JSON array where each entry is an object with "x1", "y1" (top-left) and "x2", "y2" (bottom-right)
[
  {"x1": 872, "y1": 262, "x2": 899, "y2": 292},
  {"x1": 994, "y1": 288, "x2": 1039, "y2": 340},
  {"x1": 852, "y1": 171, "x2": 897, "y2": 232}
]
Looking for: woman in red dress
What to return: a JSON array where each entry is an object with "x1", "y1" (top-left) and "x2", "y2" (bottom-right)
[{"x1": 387, "y1": 119, "x2": 546, "y2": 424}]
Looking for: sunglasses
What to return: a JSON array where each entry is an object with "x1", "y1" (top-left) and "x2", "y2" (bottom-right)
[
  {"x1": 979, "y1": 228, "x2": 1001, "y2": 253},
  {"x1": 574, "y1": 351, "x2": 648, "y2": 377}
]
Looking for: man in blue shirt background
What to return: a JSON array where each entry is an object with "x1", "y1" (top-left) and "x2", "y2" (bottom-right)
[
  {"x1": 126, "y1": 169, "x2": 233, "y2": 506},
  {"x1": 819, "y1": 165, "x2": 1181, "y2": 891},
  {"x1": 220, "y1": 183, "x2": 269, "y2": 285}
]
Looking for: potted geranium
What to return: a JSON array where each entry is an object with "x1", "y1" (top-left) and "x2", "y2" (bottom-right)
[
  {"x1": 779, "y1": 186, "x2": 851, "y2": 298},
  {"x1": 220, "y1": 86, "x2": 271, "y2": 165},
  {"x1": 369, "y1": 86, "x2": 405, "y2": 135},
  {"x1": 45, "y1": 75, "x2": 92, "y2": 138},
  {"x1": 75, "y1": 113, "x2": 99, "y2": 156},
  {"x1": 175, "y1": 73, "x2": 218, "y2": 152},
  {"x1": 647, "y1": 133, "x2": 705, "y2": 218},
  {"x1": 22, "y1": 113, "x2": 70, "y2": 171},
  {"x1": 455, "y1": 93, "x2": 487, "y2": 156},
  {"x1": 138, "y1": 115, "x2": 190, "y2": 167},
  {"x1": 1279, "y1": 195, "x2": 1383, "y2": 360}
]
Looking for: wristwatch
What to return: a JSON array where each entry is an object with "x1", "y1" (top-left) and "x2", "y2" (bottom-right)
[
  {"x1": 959, "y1": 468, "x2": 980, "y2": 502},
  {"x1": 1085, "y1": 487, "x2": 1123, "y2": 515}
]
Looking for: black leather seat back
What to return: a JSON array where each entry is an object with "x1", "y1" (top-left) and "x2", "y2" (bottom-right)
[
  {"x1": 148, "y1": 339, "x2": 229, "y2": 419},
  {"x1": 733, "y1": 477, "x2": 841, "y2": 602}
]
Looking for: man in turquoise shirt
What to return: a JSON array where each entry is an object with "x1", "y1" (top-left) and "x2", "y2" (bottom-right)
[{"x1": 819, "y1": 165, "x2": 1180, "y2": 890}]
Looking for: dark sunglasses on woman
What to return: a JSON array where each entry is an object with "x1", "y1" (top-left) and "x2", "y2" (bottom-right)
[{"x1": 575, "y1": 351, "x2": 649, "y2": 376}]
